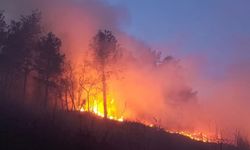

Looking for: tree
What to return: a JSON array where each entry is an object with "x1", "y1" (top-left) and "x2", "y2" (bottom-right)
[
  {"x1": 79, "y1": 59, "x2": 99, "y2": 112},
  {"x1": 0, "y1": 11, "x2": 6, "y2": 50},
  {"x1": 90, "y1": 30, "x2": 120, "y2": 119},
  {"x1": 0, "y1": 11, "x2": 41, "y2": 100},
  {"x1": 0, "y1": 11, "x2": 7, "y2": 96},
  {"x1": 0, "y1": 12, "x2": 6, "y2": 65},
  {"x1": 62, "y1": 61, "x2": 77, "y2": 110},
  {"x1": 35, "y1": 32, "x2": 65, "y2": 108},
  {"x1": 19, "y1": 11, "x2": 41, "y2": 100},
  {"x1": 0, "y1": 12, "x2": 25, "y2": 98}
]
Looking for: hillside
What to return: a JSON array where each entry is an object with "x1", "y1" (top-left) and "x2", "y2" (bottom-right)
[{"x1": 0, "y1": 99, "x2": 238, "y2": 150}]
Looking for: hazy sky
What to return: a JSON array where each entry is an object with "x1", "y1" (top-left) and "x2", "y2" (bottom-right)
[{"x1": 106, "y1": 0, "x2": 250, "y2": 76}]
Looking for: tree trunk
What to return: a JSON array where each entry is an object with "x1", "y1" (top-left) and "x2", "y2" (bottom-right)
[
  {"x1": 44, "y1": 79, "x2": 49, "y2": 108},
  {"x1": 7, "y1": 73, "x2": 15, "y2": 100},
  {"x1": 23, "y1": 71, "x2": 28, "y2": 101},
  {"x1": 70, "y1": 91, "x2": 76, "y2": 111},
  {"x1": 60, "y1": 92, "x2": 64, "y2": 110},
  {"x1": 77, "y1": 89, "x2": 82, "y2": 110},
  {"x1": 87, "y1": 92, "x2": 90, "y2": 112},
  {"x1": 102, "y1": 69, "x2": 107, "y2": 119},
  {"x1": 72, "y1": 100, "x2": 76, "y2": 111},
  {"x1": 54, "y1": 95, "x2": 58, "y2": 111},
  {"x1": 65, "y1": 90, "x2": 69, "y2": 111},
  {"x1": 52, "y1": 96, "x2": 58, "y2": 123}
]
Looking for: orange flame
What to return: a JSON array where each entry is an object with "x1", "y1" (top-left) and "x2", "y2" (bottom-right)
[
  {"x1": 79, "y1": 92, "x2": 124, "y2": 122},
  {"x1": 76, "y1": 87, "x2": 223, "y2": 143}
]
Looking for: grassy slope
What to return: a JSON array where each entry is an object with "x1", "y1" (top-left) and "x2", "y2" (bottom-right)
[{"x1": 0, "y1": 99, "x2": 237, "y2": 150}]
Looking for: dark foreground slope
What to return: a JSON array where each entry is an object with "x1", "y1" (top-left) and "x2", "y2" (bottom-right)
[{"x1": 0, "y1": 100, "x2": 237, "y2": 150}]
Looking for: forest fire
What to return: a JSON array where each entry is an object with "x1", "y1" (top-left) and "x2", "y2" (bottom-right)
[
  {"x1": 77, "y1": 92, "x2": 220, "y2": 144},
  {"x1": 79, "y1": 103, "x2": 221, "y2": 143},
  {"x1": 78, "y1": 95, "x2": 124, "y2": 122},
  {"x1": 167, "y1": 130, "x2": 221, "y2": 143},
  {"x1": 1, "y1": 1, "x2": 250, "y2": 149},
  {"x1": 80, "y1": 106, "x2": 124, "y2": 122}
]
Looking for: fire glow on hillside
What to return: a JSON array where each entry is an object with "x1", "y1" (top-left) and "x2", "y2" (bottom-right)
[
  {"x1": 79, "y1": 97, "x2": 124, "y2": 122},
  {"x1": 79, "y1": 106, "x2": 222, "y2": 143},
  {"x1": 76, "y1": 90, "x2": 222, "y2": 144}
]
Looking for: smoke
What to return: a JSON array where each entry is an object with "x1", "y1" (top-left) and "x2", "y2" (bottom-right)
[
  {"x1": 197, "y1": 52, "x2": 250, "y2": 140},
  {"x1": 1, "y1": 0, "x2": 250, "y2": 142}
]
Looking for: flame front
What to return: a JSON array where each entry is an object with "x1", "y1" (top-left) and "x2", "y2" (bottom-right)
[
  {"x1": 79, "y1": 92, "x2": 124, "y2": 122},
  {"x1": 142, "y1": 121, "x2": 222, "y2": 143},
  {"x1": 76, "y1": 90, "x2": 223, "y2": 143},
  {"x1": 166, "y1": 130, "x2": 222, "y2": 143},
  {"x1": 70, "y1": 70, "x2": 223, "y2": 144}
]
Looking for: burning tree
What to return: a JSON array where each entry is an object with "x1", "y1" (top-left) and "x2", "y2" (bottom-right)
[{"x1": 90, "y1": 30, "x2": 120, "y2": 119}]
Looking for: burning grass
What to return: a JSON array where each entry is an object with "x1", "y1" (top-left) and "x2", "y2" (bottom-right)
[{"x1": 78, "y1": 100, "x2": 222, "y2": 144}]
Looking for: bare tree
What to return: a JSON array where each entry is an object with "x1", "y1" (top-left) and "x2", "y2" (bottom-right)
[{"x1": 79, "y1": 59, "x2": 100, "y2": 112}]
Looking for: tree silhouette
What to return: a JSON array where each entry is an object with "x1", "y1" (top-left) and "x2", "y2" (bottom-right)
[
  {"x1": 0, "y1": 11, "x2": 7, "y2": 96},
  {"x1": 0, "y1": 11, "x2": 41, "y2": 100},
  {"x1": 0, "y1": 12, "x2": 34, "y2": 98},
  {"x1": 0, "y1": 11, "x2": 6, "y2": 50},
  {"x1": 35, "y1": 32, "x2": 65, "y2": 107},
  {"x1": 19, "y1": 11, "x2": 41, "y2": 100},
  {"x1": 90, "y1": 30, "x2": 120, "y2": 119},
  {"x1": 62, "y1": 61, "x2": 77, "y2": 110}
]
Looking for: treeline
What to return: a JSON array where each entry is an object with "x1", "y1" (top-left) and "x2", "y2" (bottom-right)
[
  {"x1": 0, "y1": 10, "x2": 64, "y2": 106},
  {"x1": 0, "y1": 10, "x2": 122, "y2": 119}
]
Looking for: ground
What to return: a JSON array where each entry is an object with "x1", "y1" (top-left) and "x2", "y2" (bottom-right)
[{"x1": 0, "y1": 99, "x2": 238, "y2": 150}]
